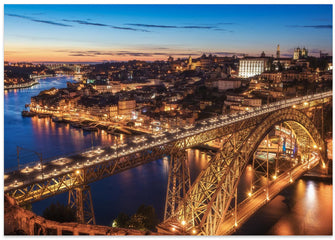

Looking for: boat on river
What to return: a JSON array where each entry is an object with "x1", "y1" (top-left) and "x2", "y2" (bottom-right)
[
  {"x1": 83, "y1": 125, "x2": 98, "y2": 131},
  {"x1": 52, "y1": 115, "x2": 63, "y2": 122},
  {"x1": 71, "y1": 122, "x2": 83, "y2": 128},
  {"x1": 21, "y1": 110, "x2": 36, "y2": 117}
]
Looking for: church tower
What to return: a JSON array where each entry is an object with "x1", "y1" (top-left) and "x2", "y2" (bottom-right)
[
  {"x1": 276, "y1": 44, "x2": 280, "y2": 59},
  {"x1": 188, "y1": 55, "x2": 192, "y2": 65}
]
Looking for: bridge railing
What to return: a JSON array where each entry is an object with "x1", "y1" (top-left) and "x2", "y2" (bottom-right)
[{"x1": 4, "y1": 143, "x2": 112, "y2": 174}]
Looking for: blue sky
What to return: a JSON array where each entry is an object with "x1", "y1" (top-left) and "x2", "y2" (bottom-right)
[{"x1": 4, "y1": 4, "x2": 333, "y2": 62}]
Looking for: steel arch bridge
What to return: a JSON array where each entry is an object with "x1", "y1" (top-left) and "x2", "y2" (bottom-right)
[
  {"x1": 158, "y1": 107, "x2": 327, "y2": 235},
  {"x1": 4, "y1": 91, "x2": 332, "y2": 231}
]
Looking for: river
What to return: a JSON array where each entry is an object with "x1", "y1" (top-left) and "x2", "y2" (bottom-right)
[{"x1": 4, "y1": 76, "x2": 332, "y2": 234}]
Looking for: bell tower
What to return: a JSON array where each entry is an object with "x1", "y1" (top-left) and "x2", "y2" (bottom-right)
[{"x1": 276, "y1": 44, "x2": 280, "y2": 59}]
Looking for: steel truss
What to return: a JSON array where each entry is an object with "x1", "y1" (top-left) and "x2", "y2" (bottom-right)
[
  {"x1": 160, "y1": 108, "x2": 326, "y2": 235},
  {"x1": 164, "y1": 150, "x2": 191, "y2": 220},
  {"x1": 68, "y1": 184, "x2": 96, "y2": 225}
]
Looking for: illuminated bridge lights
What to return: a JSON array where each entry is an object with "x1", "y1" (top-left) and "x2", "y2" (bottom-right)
[{"x1": 322, "y1": 162, "x2": 326, "y2": 169}]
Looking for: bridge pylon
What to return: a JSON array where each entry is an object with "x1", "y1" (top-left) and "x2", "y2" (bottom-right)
[
  {"x1": 68, "y1": 185, "x2": 96, "y2": 225},
  {"x1": 164, "y1": 150, "x2": 191, "y2": 221}
]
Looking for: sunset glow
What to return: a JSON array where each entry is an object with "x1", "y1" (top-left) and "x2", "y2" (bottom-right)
[{"x1": 4, "y1": 4, "x2": 332, "y2": 63}]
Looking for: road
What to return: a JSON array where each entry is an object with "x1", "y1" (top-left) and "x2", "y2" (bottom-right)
[{"x1": 216, "y1": 153, "x2": 319, "y2": 235}]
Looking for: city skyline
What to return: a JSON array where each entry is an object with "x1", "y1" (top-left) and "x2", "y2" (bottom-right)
[{"x1": 4, "y1": 4, "x2": 333, "y2": 62}]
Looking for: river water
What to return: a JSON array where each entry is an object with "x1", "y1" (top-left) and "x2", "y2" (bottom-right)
[{"x1": 4, "y1": 76, "x2": 332, "y2": 234}]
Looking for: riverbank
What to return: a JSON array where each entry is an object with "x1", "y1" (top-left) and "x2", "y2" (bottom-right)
[
  {"x1": 30, "y1": 74, "x2": 54, "y2": 79},
  {"x1": 301, "y1": 173, "x2": 332, "y2": 182},
  {"x1": 4, "y1": 80, "x2": 39, "y2": 90},
  {"x1": 301, "y1": 159, "x2": 332, "y2": 182},
  {"x1": 22, "y1": 112, "x2": 140, "y2": 136}
]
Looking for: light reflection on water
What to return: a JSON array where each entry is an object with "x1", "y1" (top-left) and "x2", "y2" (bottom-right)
[{"x1": 235, "y1": 179, "x2": 332, "y2": 235}]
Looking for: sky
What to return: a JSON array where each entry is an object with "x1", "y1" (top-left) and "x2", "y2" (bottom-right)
[{"x1": 3, "y1": 4, "x2": 333, "y2": 63}]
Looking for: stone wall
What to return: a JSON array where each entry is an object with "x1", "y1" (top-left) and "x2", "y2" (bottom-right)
[{"x1": 4, "y1": 195, "x2": 156, "y2": 235}]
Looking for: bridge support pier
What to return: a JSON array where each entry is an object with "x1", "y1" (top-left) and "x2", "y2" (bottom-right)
[
  {"x1": 164, "y1": 150, "x2": 191, "y2": 221},
  {"x1": 68, "y1": 185, "x2": 96, "y2": 225}
]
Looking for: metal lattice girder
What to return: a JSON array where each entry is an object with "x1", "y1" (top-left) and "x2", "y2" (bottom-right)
[
  {"x1": 8, "y1": 172, "x2": 83, "y2": 204},
  {"x1": 162, "y1": 107, "x2": 326, "y2": 235},
  {"x1": 164, "y1": 150, "x2": 191, "y2": 220},
  {"x1": 252, "y1": 150, "x2": 268, "y2": 191},
  {"x1": 68, "y1": 184, "x2": 96, "y2": 225}
]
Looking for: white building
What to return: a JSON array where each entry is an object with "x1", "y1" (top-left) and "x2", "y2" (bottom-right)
[{"x1": 239, "y1": 58, "x2": 269, "y2": 78}]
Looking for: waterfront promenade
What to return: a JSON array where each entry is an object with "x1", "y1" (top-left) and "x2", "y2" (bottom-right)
[{"x1": 4, "y1": 80, "x2": 39, "y2": 90}]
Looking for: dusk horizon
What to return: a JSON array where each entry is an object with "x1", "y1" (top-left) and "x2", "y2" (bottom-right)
[{"x1": 4, "y1": 4, "x2": 333, "y2": 62}]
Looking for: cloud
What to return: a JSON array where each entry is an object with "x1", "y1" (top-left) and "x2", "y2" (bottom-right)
[
  {"x1": 181, "y1": 25, "x2": 213, "y2": 29},
  {"x1": 213, "y1": 51, "x2": 244, "y2": 56},
  {"x1": 63, "y1": 19, "x2": 150, "y2": 32},
  {"x1": 127, "y1": 23, "x2": 178, "y2": 28},
  {"x1": 126, "y1": 23, "x2": 234, "y2": 32},
  {"x1": 216, "y1": 22, "x2": 235, "y2": 25},
  {"x1": 286, "y1": 24, "x2": 332, "y2": 29},
  {"x1": 126, "y1": 23, "x2": 228, "y2": 31},
  {"x1": 64, "y1": 19, "x2": 109, "y2": 27},
  {"x1": 6, "y1": 13, "x2": 72, "y2": 27},
  {"x1": 31, "y1": 19, "x2": 72, "y2": 27},
  {"x1": 213, "y1": 28, "x2": 233, "y2": 32}
]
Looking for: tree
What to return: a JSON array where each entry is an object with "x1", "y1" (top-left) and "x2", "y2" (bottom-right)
[
  {"x1": 112, "y1": 205, "x2": 158, "y2": 231},
  {"x1": 133, "y1": 204, "x2": 158, "y2": 231},
  {"x1": 112, "y1": 212, "x2": 130, "y2": 228},
  {"x1": 42, "y1": 202, "x2": 76, "y2": 223}
]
